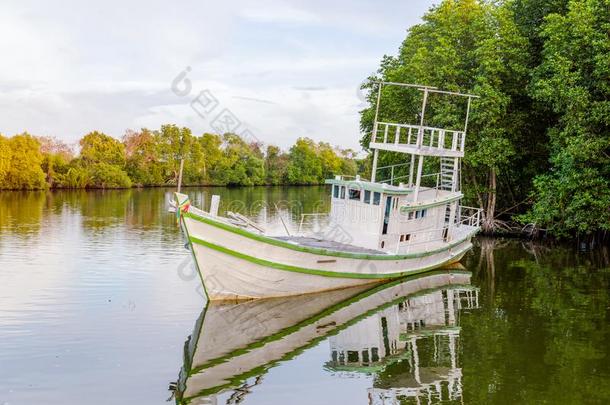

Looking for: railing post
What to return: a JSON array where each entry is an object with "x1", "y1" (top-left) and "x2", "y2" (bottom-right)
[
  {"x1": 395, "y1": 126, "x2": 400, "y2": 144},
  {"x1": 372, "y1": 121, "x2": 378, "y2": 143},
  {"x1": 372, "y1": 82, "x2": 382, "y2": 143},
  {"x1": 371, "y1": 149, "x2": 379, "y2": 182},
  {"x1": 417, "y1": 88, "x2": 429, "y2": 149},
  {"x1": 383, "y1": 124, "x2": 389, "y2": 143},
  {"x1": 413, "y1": 155, "x2": 424, "y2": 202},
  {"x1": 408, "y1": 154, "x2": 415, "y2": 186}
]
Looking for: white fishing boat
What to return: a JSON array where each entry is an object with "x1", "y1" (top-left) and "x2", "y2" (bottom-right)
[
  {"x1": 174, "y1": 83, "x2": 482, "y2": 300},
  {"x1": 172, "y1": 271, "x2": 476, "y2": 404}
]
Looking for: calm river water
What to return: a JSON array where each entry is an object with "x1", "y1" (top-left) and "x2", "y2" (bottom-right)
[{"x1": 1, "y1": 187, "x2": 609, "y2": 404}]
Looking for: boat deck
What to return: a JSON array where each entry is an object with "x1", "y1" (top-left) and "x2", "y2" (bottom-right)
[{"x1": 274, "y1": 236, "x2": 386, "y2": 255}]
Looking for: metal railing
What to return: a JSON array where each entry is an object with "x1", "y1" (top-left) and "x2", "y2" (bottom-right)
[
  {"x1": 372, "y1": 122, "x2": 466, "y2": 153},
  {"x1": 377, "y1": 162, "x2": 411, "y2": 185},
  {"x1": 420, "y1": 172, "x2": 441, "y2": 189},
  {"x1": 298, "y1": 213, "x2": 330, "y2": 234},
  {"x1": 333, "y1": 175, "x2": 371, "y2": 183},
  {"x1": 391, "y1": 207, "x2": 482, "y2": 254},
  {"x1": 458, "y1": 206, "x2": 482, "y2": 227}
]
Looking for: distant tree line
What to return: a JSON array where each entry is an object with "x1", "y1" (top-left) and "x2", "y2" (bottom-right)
[
  {"x1": 0, "y1": 126, "x2": 360, "y2": 190},
  {"x1": 360, "y1": 0, "x2": 609, "y2": 240}
]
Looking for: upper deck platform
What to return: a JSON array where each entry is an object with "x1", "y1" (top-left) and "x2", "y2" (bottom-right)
[{"x1": 369, "y1": 122, "x2": 466, "y2": 158}]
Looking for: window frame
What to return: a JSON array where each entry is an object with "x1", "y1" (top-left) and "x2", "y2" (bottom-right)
[
  {"x1": 364, "y1": 190, "x2": 371, "y2": 204},
  {"x1": 348, "y1": 188, "x2": 361, "y2": 201},
  {"x1": 372, "y1": 191, "x2": 381, "y2": 205}
]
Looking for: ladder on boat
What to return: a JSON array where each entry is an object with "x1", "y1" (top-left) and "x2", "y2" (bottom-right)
[{"x1": 440, "y1": 157, "x2": 457, "y2": 192}]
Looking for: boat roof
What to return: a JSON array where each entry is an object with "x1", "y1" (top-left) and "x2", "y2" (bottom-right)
[{"x1": 325, "y1": 178, "x2": 413, "y2": 195}]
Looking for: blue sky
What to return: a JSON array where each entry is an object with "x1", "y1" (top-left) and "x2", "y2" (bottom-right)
[{"x1": 0, "y1": 0, "x2": 437, "y2": 151}]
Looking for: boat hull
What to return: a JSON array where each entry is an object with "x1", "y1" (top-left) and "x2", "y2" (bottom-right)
[{"x1": 181, "y1": 212, "x2": 475, "y2": 300}]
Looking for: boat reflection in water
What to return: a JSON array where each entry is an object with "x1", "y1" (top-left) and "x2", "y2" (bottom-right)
[{"x1": 173, "y1": 270, "x2": 479, "y2": 404}]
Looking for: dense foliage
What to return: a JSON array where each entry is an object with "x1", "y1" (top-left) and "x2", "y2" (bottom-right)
[
  {"x1": 360, "y1": 0, "x2": 609, "y2": 239},
  {"x1": 0, "y1": 126, "x2": 357, "y2": 190}
]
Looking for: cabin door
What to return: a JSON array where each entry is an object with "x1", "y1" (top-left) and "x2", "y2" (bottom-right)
[{"x1": 382, "y1": 196, "x2": 392, "y2": 234}]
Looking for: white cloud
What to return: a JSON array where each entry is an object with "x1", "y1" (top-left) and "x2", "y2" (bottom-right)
[
  {"x1": 240, "y1": 4, "x2": 321, "y2": 24},
  {"x1": 0, "y1": 0, "x2": 437, "y2": 150}
]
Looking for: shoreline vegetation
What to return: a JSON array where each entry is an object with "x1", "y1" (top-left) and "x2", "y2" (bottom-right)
[
  {"x1": 1, "y1": 0, "x2": 608, "y2": 243},
  {"x1": 0, "y1": 128, "x2": 362, "y2": 191}
]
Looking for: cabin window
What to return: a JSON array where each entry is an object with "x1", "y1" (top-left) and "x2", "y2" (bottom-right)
[
  {"x1": 361, "y1": 350, "x2": 369, "y2": 364},
  {"x1": 347, "y1": 351, "x2": 359, "y2": 362},
  {"x1": 371, "y1": 347, "x2": 380, "y2": 362},
  {"x1": 409, "y1": 209, "x2": 428, "y2": 219},
  {"x1": 364, "y1": 190, "x2": 371, "y2": 204},
  {"x1": 332, "y1": 185, "x2": 339, "y2": 198},
  {"x1": 348, "y1": 188, "x2": 361, "y2": 201},
  {"x1": 400, "y1": 234, "x2": 411, "y2": 242},
  {"x1": 340, "y1": 186, "x2": 346, "y2": 199},
  {"x1": 372, "y1": 192, "x2": 381, "y2": 205}
]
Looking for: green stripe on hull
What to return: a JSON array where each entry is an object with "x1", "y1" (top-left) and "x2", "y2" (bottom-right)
[
  {"x1": 183, "y1": 211, "x2": 476, "y2": 260},
  {"x1": 189, "y1": 234, "x2": 472, "y2": 280}
]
